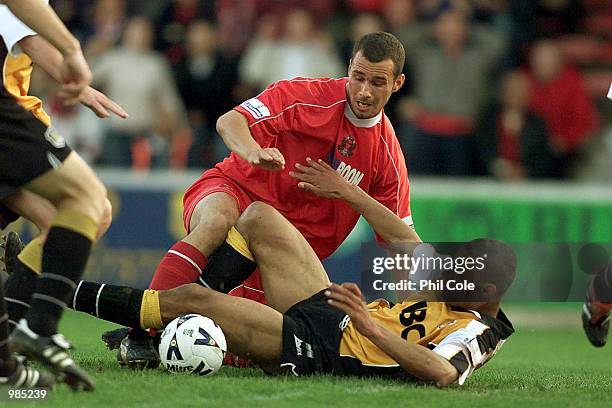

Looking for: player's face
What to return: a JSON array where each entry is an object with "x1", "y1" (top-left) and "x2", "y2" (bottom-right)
[{"x1": 347, "y1": 52, "x2": 405, "y2": 119}]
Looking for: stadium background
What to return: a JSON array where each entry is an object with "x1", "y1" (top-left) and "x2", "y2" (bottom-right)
[
  {"x1": 1, "y1": 1, "x2": 611, "y2": 405},
  {"x1": 8, "y1": 0, "x2": 609, "y2": 288}
]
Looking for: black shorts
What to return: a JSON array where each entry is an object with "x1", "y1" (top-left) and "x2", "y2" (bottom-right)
[
  {"x1": 280, "y1": 290, "x2": 350, "y2": 376},
  {"x1": 0, "y1": 203, "x2": 19, "y2": 230},
  {"x1": 0, "y1": 78, "x2": 71, "y2": 200}
]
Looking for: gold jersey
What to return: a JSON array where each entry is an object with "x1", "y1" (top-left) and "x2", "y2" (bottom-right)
[
  {"x1": 339, "y1": 299, "x2": 514, "y2": 384},
  {"x1": 2, "y1": 51, "x2": 51, "y2": 126}
]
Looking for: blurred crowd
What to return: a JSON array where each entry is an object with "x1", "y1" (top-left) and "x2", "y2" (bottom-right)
[{"x1": 34, "y1": 0, "x2": 612, "y2": 180}]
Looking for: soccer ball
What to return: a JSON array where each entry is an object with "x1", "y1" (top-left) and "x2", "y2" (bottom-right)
[{"x1": 159, "y1": 314, "x2": 227, "y2": 376}]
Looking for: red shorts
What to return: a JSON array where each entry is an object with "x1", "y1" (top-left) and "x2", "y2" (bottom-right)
[
  {"x1": 183, "y1": 167, "x2": 253, "y2": 233},
  {"x1": 182, "y1": 167, "x2": 266, "y2": 303}
]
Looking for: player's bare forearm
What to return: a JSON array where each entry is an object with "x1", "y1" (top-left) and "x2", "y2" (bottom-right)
[
  {"x1": 216, "y1": 111, "x2": 262, "y2": 159},
  {"x1": 292, "y1": 158, "x2": 420, "y2": 245},
  {"x1": 18, "y1": 35, "x2": 64, "y2": 82},
  {"x1": 3, "y1": 0, "x2": 80, "y2": 57},
  {"x1": 326, "y1": 283, "x2": 457, "y2": 387},
  {"x1": 18, "y1": 35, "x2": 128, "y2": 119},
  {"x1": 344, "y1": 186, "x2": 421, "y2": 245},
  {"x1": 365, "y1": 325, "x2": 459, "y2": 387},
  {"x1": 217, "y1": 110, "x2": 285, "y2": 170}
]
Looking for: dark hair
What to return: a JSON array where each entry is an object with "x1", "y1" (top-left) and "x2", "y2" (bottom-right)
[
  {"x1": 464, "y1": 238, "x2": 517, "y2": 297},
  {"x1": 352, "y1": 32, "x2": 405, "y2": 77}
]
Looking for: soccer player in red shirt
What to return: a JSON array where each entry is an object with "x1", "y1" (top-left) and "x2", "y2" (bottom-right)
[
  {"x1": 147, "y1": 32, "x2": 418, "y2": 301},
  {"x1": 1, "y1": 32, "x2": 417, "y2": 366},
  {"x1": 143, "y1": 32, "x2": 418, "y2": 310}
]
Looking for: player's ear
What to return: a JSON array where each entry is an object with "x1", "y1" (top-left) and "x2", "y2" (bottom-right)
[
  {"x1": 481, "y1": 283, "x2": 498, "y2": 301},
  {"x1": 392, "y1": 73, "x2": 405, "y2": 93},
  {"x1": 348, "y1": 59, "x2": 353, "y2": 76}
]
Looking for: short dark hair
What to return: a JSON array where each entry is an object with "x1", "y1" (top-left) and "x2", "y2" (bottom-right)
[
  {"x1": 352, "y1": 32, "x2": 405, "y2": 77},
  {"x1": 465, "y1": 238, "x2": 517, "y2": 297}
]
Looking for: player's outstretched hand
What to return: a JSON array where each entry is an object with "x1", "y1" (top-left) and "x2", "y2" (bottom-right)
[
  {"x1": 80, "y1": 86, "x2": 129, "y2": 119},
  {"x1": 57, "y1": 48, "x2": 92, "y2": 106},
  {"x1": 290, "y1": 158, "x2": 354, "y2": 200},
  {"x1": 246, "y1": 148, "x2": 285, "y2": 171},
  {"x1": 325, "y1": 283, "x2": 380, "y2": 338}
]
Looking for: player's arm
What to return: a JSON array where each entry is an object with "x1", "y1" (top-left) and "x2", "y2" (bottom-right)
[
  {"x1": 290, "y1": 158, "x2": 420, "y2": 244},
  {"x1": 2, "y1": 0, "x2": 90, "y2": 104},
  {"x1": 17, "y1": 35, "x2": 128, "y2": 118},
  {"x1": 1, "y1": 0, "x2": 77, "y2": 56},
  {"x1": 216, "y1": 110, "x2": 285, "y2": 170},
  {"x1": 326, "y1": 283, "x2": 459, "y2": 387}
]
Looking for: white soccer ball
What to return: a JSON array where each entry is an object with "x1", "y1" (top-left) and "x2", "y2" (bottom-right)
[{"x1": 159, "y1": 314, "x2": 227, "y2": 376}]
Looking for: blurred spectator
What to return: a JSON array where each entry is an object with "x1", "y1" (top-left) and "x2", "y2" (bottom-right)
[
  {"x1": 83, "y1": 0, "x2": 127, "y2": 59},
  {"x1": 215, "y1": 0, "x2": 336, "y2": 58},
  {"x1": 173, "y1": 20, "x2": 238, "y2": 167},
  {"x1": 397, "y1": 7, "x2": 506, "y2": 176},
  {"x1": 475, "y1": 71, "x2": 554, "y2": 180},
  {"x1": 155, "y1": 0, "x2": 215, "y2": 64},
  {"x1": 525, "y1": 38, "x2": 599, "y2": 178},
  {"x1": 49, "y1": 0, "x2": 89, "y2": 36},
  {"x1": 94, "y1": 16, "x2": 186, "y2": 168},
  {"x1": 339, "y1": 12, "x2": 385, "y2": 62},
  {"x1": 215, "y1": 0, "x2": 259, "y2": 57},
  {"x1": 536, "y1": 0, "x2": 585, "y2": 37},
  {"x1": 239, "y1": 8, "x2": 343, "y2": 91},
  {"x1": 384, "y1": 0, "x2": 418, "y2": 39},
  {"x1": 346, "y1": 0, "x2": 388, "y2": 13}
]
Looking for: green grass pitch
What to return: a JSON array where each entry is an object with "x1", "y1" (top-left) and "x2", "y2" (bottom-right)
[{"x1": 4, "y1": 306, "x2": 611, "y2": 407}]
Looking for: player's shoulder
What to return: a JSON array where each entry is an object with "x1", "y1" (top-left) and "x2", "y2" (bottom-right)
[
  {"x1": 379, "y1": 113, "x2": 397, "y2": 135},
  {"x1": 375, "y1": 113, "x2": 403, "y2": 155}
]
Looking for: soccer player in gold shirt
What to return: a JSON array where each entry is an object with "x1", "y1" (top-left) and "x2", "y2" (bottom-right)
[{"x1": 69, "y1": 159, "x2": 515, "y2": 387}]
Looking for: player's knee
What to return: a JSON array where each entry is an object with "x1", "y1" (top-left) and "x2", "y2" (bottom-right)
[
  {"x1": 190, "y1": 196, "x2": 239, "y2": 235},
  {"x1": 178, "y1": 283, "x2": 216, "y2": 308},
  {"x1": 97, "y1": 198, "x2": 113, "y2": 240},
  {"x1": 72, "y1": 178, "x2": 107, "y2": 223},
  {"x1": 237, "y1": 202, "x2": 289, "y2": 249},
  {"x1": 236, "y1": 202, "x2": 277, "y2": 239}
]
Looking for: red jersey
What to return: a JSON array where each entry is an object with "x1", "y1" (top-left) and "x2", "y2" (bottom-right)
[
  {"x1": 526, "y1": 66, "x2": 598, "y2": 152},
  {"x1": 218, "y1": 77, "x2": 412, "y2": 259}
]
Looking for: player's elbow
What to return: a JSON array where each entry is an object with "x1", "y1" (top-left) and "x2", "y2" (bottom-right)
[
  {"x1": 216, "y1": 110, "x2": 242, "y2": 137},
  {"x1": 432, "y1": 366, "x2": 459, "y2": 388},
  {"x1": 215, "y1": 112, "x2": 230, "y2": 136}
]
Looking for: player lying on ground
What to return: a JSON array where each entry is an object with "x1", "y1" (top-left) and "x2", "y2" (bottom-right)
[
  {"x1": 66, "y1": 201, "x2": 515, "y2": 387},
  {"x1": 2, "y1": 157, "x2": 420, "y2": 369}
]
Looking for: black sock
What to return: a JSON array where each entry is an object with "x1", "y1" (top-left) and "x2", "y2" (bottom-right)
[
  {"x1": 200, "y1": 241, "x2": 256, "y2": 293},
  {"x1": 4, "y1": 258, "x2": 38, "y2": 333},
  {"x1": 0, "y1": 275, "x2": 17, "y2": 376},
  {"x1": 71, "y1": 281, "x2": 144, "y2": 329},
  {"x1": 25, "y1": 226, "x2": 92, "y2": 336}
]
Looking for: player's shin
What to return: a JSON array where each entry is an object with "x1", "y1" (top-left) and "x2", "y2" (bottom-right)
[
  {"x1": 4, "y1": 236, "x2": 42, "y2": 332},
  {"x1": 199, "y1": 227, "x2": 256, "y2": 292},
  {"x1": 148, "y1": 241, "x2": 208, "y2": 290},
  {"x1": 70, "y1": 281, "x2": 164, "y2": 330},
  {"x1": 24, "y1": 209, "x2": 98, "y2": 336}
]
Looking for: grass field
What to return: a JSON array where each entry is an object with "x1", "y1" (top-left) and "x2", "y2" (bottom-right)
[{"x1": 3, "y1": 306, "x2": 611, "y2": 407}]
